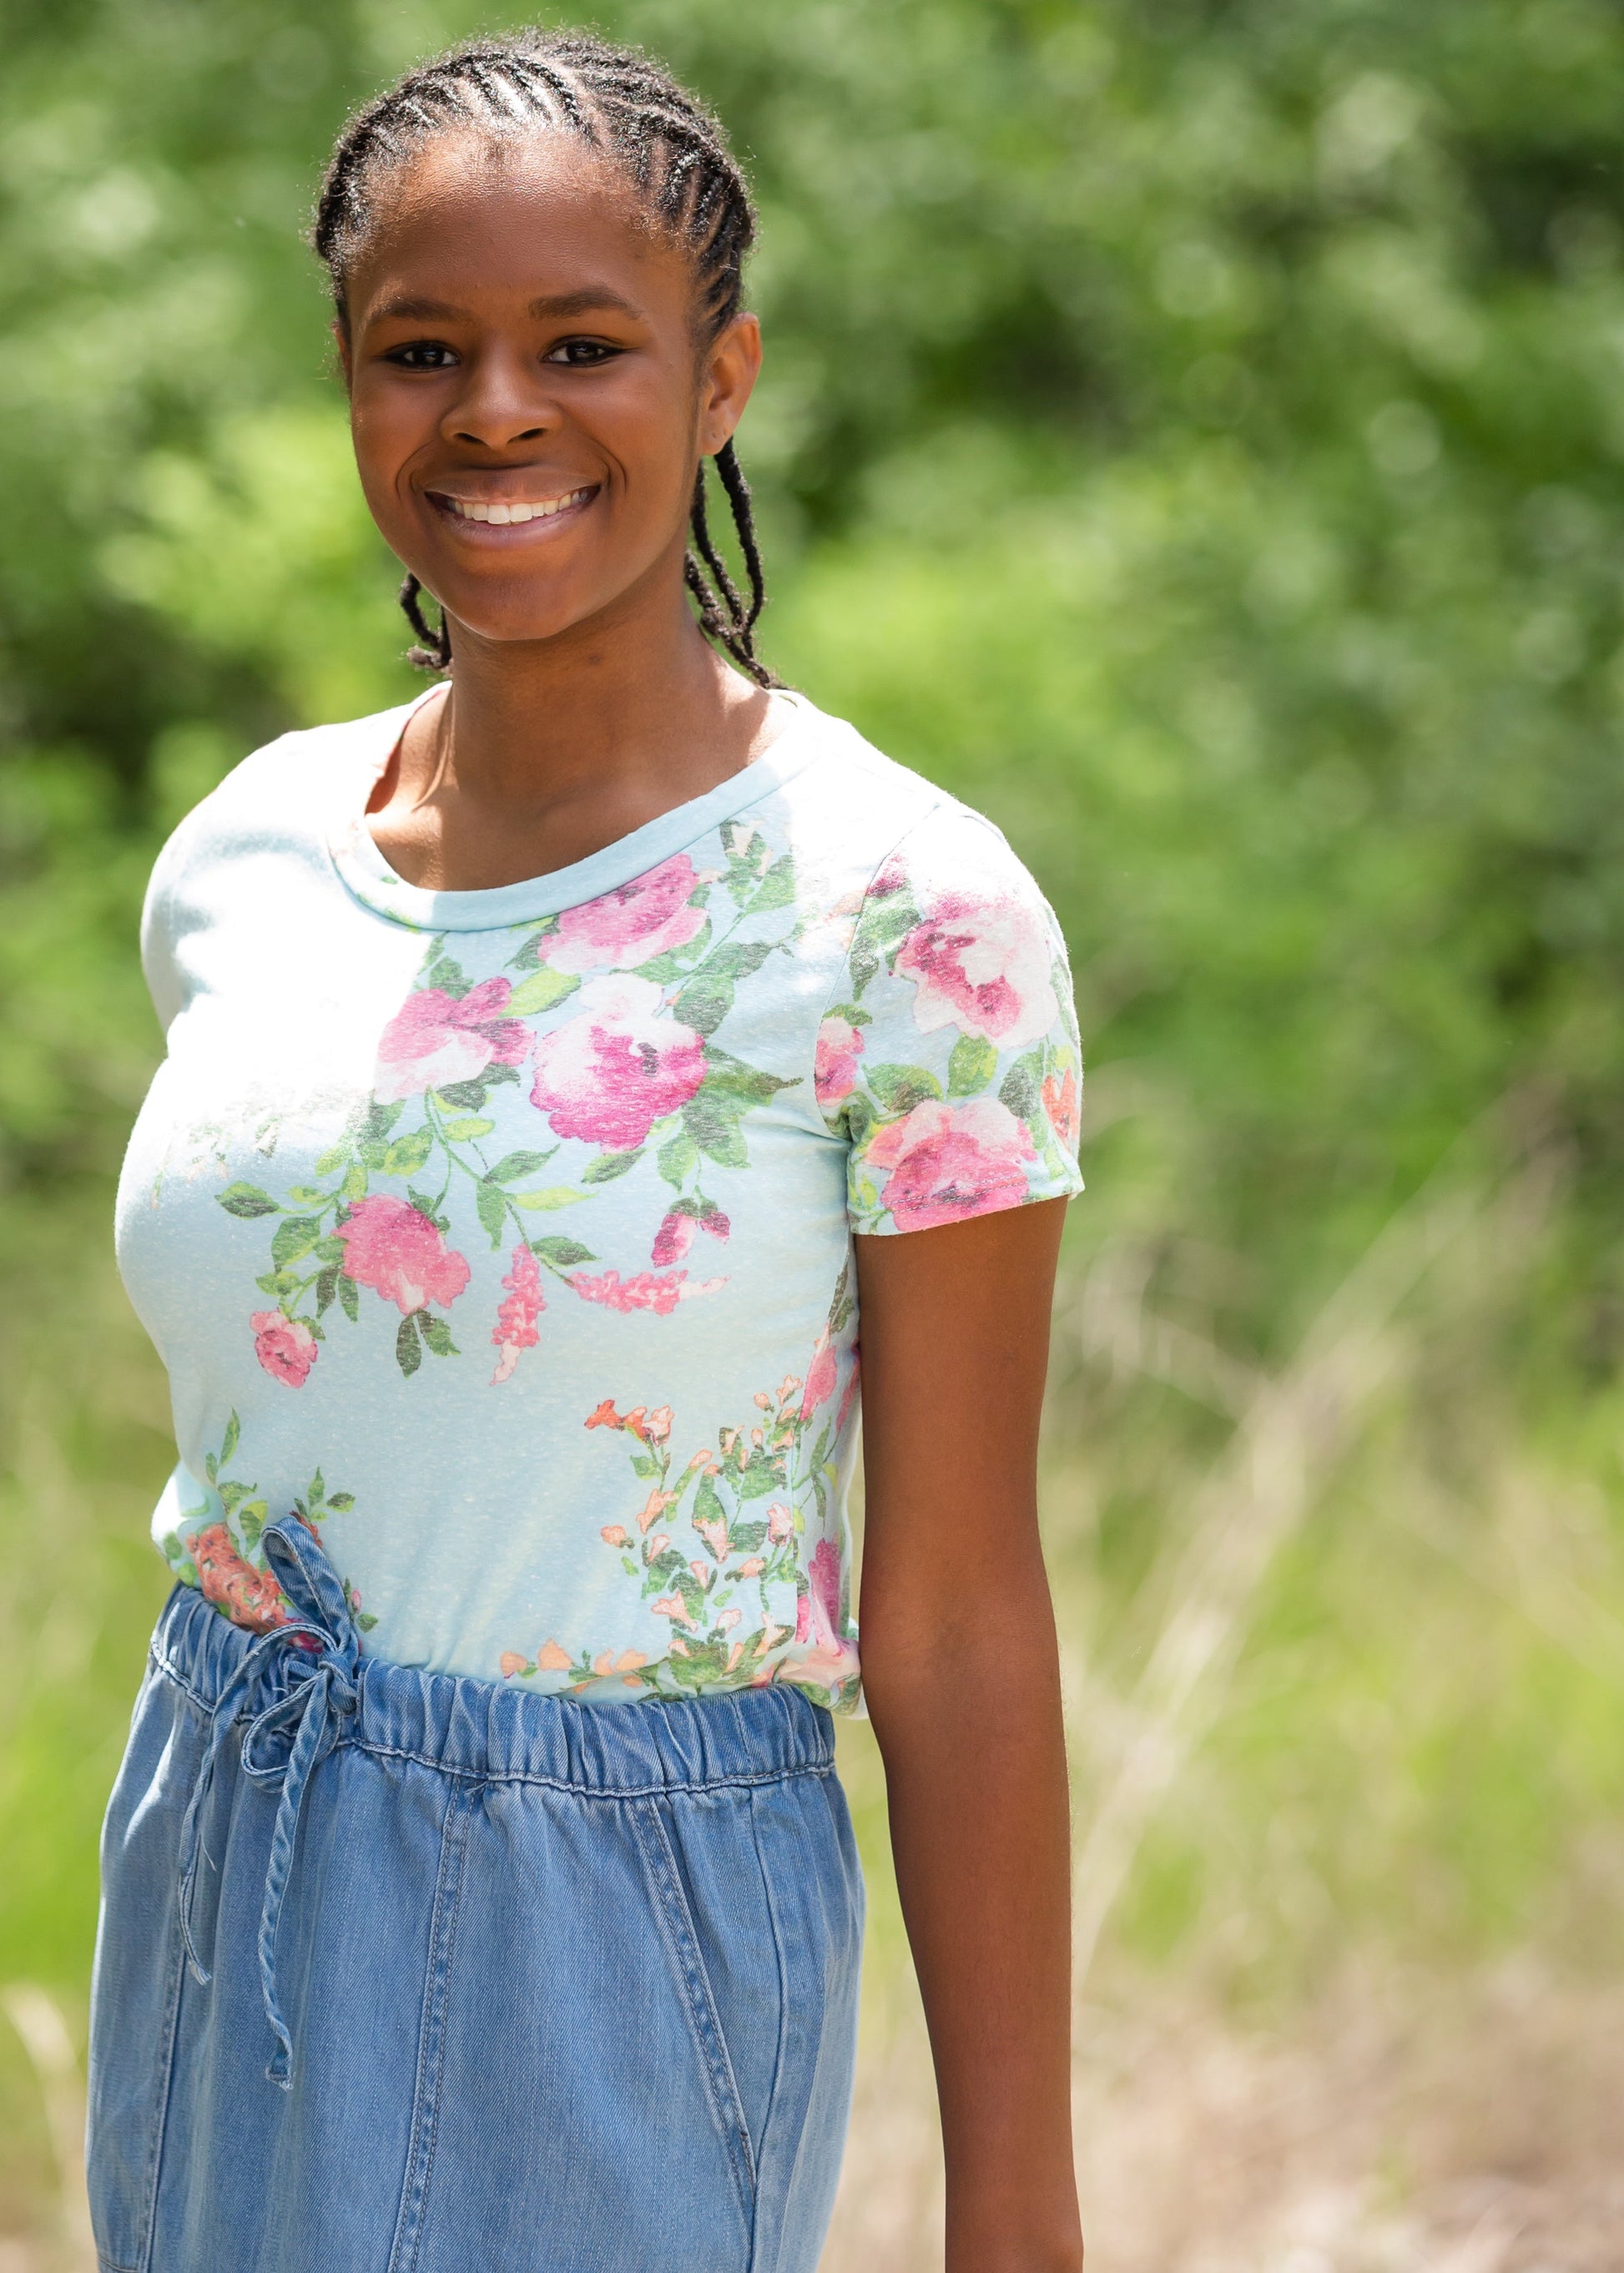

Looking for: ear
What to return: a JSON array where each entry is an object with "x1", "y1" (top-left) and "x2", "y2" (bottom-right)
[{"x1": 697, "y1": 312, "x2": 763, "y2": 457}]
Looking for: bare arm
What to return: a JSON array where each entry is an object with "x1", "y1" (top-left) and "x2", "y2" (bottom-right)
[{"x1": 855, "y1": 1197, "x2": 1082, "y2": 2273}]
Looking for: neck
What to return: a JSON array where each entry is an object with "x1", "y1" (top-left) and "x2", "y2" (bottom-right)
[{"x1": 371, "y1": 541, "x2": 779, "y2": 892}]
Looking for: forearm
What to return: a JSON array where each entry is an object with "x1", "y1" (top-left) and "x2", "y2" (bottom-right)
[{"x1": 864, "y1": 1565, "x2": 1082, "y2": 2273}]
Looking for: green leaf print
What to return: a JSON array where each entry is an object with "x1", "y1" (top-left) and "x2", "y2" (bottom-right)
[
  {"x1": 529, "y1": 1236, "x2": 596, "y2": 1267},
  {"x1": 218, "y1": 1182, "x2": 280, "y2": 1218},
  {"x1": 682, "y1": 1094, "x2": 749, "y2": 1170},
  {"x1": 476, "y1": 1180, "x2": 507, "y2": 1247},
  {"x1": 417, "y1": 1312, "x2": 459, "y2": 1358},
  {"x1": 701, "y1": 1048, "x2": 799, "y2": 1104},
  {"x1": 270, "y1": 1215, "x2": 323, "y2": 1268},
  {"x1": 507, "y1": 965, "x2": 579, "y2": 1016},
  {"x1": 441, "y1": 1115, "x2": 494, "y2": 1141},
  {"x1": 657, "y1": 1130, "x2": 699, "y2": 1188},
  {"x1": 382, "y1": 1128, "x2": 434, "y2": 1178},
  {"x1": 339, "y1": 1273, "x2": 361, "y2": 1323},
  {"x1": 866, "y1": 1063, "x2": 944, "y2": 1114},
  {"x1": 948, "y1": 1034, "x2": 999, "y2": 1096},
  {"x1": 487, "y1": 1150, "x2": 557, "y2": 1185},
  {"x1": 582, "y1": 1148, "x2": 643, "y2": 1184},
  {"x1": 511, "y1": 1187, "x2": 588, "y2": 1211},
  {"x1": 396, "y1": 1313, "x2": 422, "y2": 1378},
  {"x1": 998, "y1": 1057, "x2": 1041, "y2": 1121},
  {"x1": 326, "y1": 1491, "x2": 356, "y2": 1513},
  {"x1": 220, "y1": 1410, "x2": 241, "y2": 1467},
  {"x1": 673, "y1": 940, "x2": 774, "y2": 1035},
  {"x1": 744, "y1": 851, "x2": 797, "y2": 915},
  {"x1": 424, "y1": 955, "x2": 468, "y2": 997},
  {"x1": 315, "y1": 1267, "x2": 340, "y2": 1315}
]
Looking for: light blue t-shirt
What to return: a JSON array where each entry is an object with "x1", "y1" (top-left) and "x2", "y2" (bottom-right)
[{"x1": 115, "y1": 688, "x2": 1083, "y2": 1707}]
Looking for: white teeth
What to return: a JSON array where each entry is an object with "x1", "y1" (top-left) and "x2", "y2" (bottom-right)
[{"x1": 446, "y1": 488, "x2": 588, "y2": 525}]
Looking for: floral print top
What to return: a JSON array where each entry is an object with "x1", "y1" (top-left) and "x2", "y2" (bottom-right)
[{"x1": 115, "y1": 689, "x2": 1083, "y2": 1708}]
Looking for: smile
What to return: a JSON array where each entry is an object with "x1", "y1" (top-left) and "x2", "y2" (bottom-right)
[{"x1": 430, "y1": 486, "x2": 596, "y2": 526}]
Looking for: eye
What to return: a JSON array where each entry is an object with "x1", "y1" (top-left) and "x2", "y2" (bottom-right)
[
  {"x1": 543, "y1": 336, "x2": 622, "y2": 367},
  {"x1": 386, "y1": 340, "x2": 459, "y2": 370}
]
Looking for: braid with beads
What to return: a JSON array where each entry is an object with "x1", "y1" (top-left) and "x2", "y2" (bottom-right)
[{"x1": 311, "y1": 30, "x2": 776, "y2": 683}]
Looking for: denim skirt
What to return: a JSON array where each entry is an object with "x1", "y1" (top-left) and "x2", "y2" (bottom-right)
[{"x1": 86, "y1": 1513, "x2": 864, "y2": 2273}]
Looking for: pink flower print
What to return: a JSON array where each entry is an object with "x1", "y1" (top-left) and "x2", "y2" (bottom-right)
[
  {"x1": 836, "y1": 1348, "x2": 861, "y2": 1432},
  {"x1": 795, "y1": 1539, "x2": 843, "y2": 1649},
  {"x1": 646, "y1": 1405, "x2": 673, "y2": 1444},
  {"x1": 250, "y1": 1309, "x2": 317, "y2": 1388},
  {"x1": 767, "y1": 1504, "x2": 794, "y2": 1543},
  {"x1": 737, "y1": 1556, "x2": 765, "y2": 1579},
  {"x1": 895, "y1": 891, "x2": 1059, "y2": 1051},
  {"x1": 1042, "y1": 1067, "x2": 1081, "y2": 1148},
  {"x1": 669, "y1": 1635, "x2": 692, "y2": 1658},
  {"x1": 863, "y1": 1098, "x2": 1035, "y2": 1232},
  {"x1": 789, "y1": 1537, "x2": 860, "y2": 1690},
  {"x1": 335, "y1": 1196, "x2": 472, "y2": 1315},
  {"x1": 652, "y1": 1210, "x2": 694, "y2": 1267},
  {"x1": 652, "y1": 1595, "x2": 693, "y2": 1625},
  {"x1": 586, "y1": 1399, "x2": 624, "y2": 1431},
  {"x1": 646, "y1": 1535, "x2": 671, "y2": 1560},
  {"x1": 717, "y1": 1607, "x2": 741, "y2": 1632},
  {"x1": 567, "y1": 1268, "x2": 724, "y2": 1315},
  {"x1": 537, "y1": 1640, "x2": 572, "y2": 1672},
  {"x1": 600, "y1": 1525, "x2": 629, "y2": 1548},
  {"x1": 593, "y1": 1647, "x2": 648, "y2": 1680},
  {"x1": 638, "y1": 1488, "x2": 677, "y2": 1533},
  {"x1": 500, "y1": 1651, "x2": 529, "y2": 1678},
  {"x1": 694, "y1": 1517, "x2": 730, "y2": 1561},
  {"x1": 799, "y1": 1328, "x2": 838, "y2": 1420},
  {"x1": 699, "y1": 1207, "x2": 729, "y2": 1242},
  {"x1": 374, "y1": 976, "x2": 529, "y2": 1103},
  {"x1": 530, "y1": 975, "x2": 706, "y2": 1150},
  {"x1": 491, "y1": 1245, "x2": 544, "y2": 1383},
  {"x1": 537, "y1": 854, "x2": 709, "y2": 975},
  {"x1": 189, "y1": 1523, "x2": 288, "y2": 1635},
  {"x1": 815, "y1": 1013, "x2": 866, "y2": 1106}
]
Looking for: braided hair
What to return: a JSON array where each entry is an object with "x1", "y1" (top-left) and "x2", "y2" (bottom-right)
[{"x1": 311, "y1": 29, "x2": 775, "y2": 684}]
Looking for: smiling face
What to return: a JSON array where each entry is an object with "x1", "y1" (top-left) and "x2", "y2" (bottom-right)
[{"x1": 337, "y1": 133, "x2": 762, "y2": 653}]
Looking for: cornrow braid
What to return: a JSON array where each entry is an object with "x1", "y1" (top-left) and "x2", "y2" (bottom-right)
[{"x1": 312, "y1": 28, "x2": 777, "y2": 686}]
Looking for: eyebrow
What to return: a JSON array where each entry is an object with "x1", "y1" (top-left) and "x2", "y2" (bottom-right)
[{"x1": 367, "y1": 287, "x2": 648, "y2": 325}]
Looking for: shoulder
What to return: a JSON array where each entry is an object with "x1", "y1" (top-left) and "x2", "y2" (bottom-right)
[
  {"x1": 152, "y1": 698, "x2": 416, "y2": 885},
  {"x1": 760, "y1": 694, "x2": 1055, "y2": 920},
  {"x1": 139, "y1": 698, "x2": 417, "y2": 1027}
]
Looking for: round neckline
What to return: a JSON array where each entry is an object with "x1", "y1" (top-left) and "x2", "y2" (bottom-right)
[{"x1": 325, "y1": 685, "x2": 828, "y2": 933}]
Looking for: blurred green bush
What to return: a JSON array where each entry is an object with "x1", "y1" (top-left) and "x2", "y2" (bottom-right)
[{"x1": 4, "y1": 0, "x2": 1624, "y2": 2208}]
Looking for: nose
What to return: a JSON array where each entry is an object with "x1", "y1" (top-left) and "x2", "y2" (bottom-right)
[{"x1": 441, "y1": 343, "x2": 560, "y2": 451}]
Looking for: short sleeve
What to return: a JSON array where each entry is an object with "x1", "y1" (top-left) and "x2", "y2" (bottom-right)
[
  {"x1": 816, "y1": 803, "x2": 1085, "y2": 1233},
  {"x1": 139, "y1": 818, "x2": 191, "y2": 1036}
]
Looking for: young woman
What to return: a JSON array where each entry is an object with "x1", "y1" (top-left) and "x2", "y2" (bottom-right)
[{"x1": 88, "y1": 31, "x2": 1085, "y2": 2273}]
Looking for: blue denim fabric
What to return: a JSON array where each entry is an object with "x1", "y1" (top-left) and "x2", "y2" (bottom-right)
[{"x1": 87, "y1": 1514, "x2": 864, "y2": 2273}]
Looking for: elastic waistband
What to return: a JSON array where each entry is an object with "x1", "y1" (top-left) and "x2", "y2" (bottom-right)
[{"x1": 150, "y1": 1581, "x2": 835, "y2": 1796}]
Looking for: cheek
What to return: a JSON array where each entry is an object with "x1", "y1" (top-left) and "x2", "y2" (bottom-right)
[{"x1": 348, "y1": 395, "x2": 421, "y2": 518}]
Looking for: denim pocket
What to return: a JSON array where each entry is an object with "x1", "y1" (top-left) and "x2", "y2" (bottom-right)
[
  {"x1": 631, "y1": 1790, "x2": 763, "y2": 2227},
  {"x1": 86, "y1": 1661, "x2": 203, "y2": 2273}
]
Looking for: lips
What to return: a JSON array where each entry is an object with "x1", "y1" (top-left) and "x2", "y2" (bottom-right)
[{"x1": 426, "y1": 483, "x2": 598, "y2": 527}]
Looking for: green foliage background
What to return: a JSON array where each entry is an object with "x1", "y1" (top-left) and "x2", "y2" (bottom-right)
[{"x1": 4, "y1": 0, "x2": 1624, "y2": 2219}]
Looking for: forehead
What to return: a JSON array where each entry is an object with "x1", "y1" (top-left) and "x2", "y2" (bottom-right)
[{"x1": 345, "y1": 133, "x2": 693, "y2": 322}]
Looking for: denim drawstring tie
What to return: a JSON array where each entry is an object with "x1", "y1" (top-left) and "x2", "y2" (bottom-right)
[{"x1": 175, "y1": 1514, "x2": 361, "y2": 2089}]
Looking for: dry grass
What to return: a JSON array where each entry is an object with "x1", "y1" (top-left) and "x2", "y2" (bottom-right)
[{"x1": 823, "y1": 1958, "x2": 1624, "y2": 2273}]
